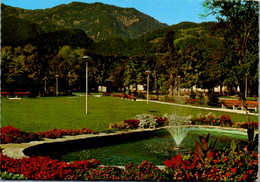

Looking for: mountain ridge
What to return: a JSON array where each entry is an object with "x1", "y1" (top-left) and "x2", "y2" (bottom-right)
[{"x1": 1, "y1": 2, "x2": 168, "y2": 41}]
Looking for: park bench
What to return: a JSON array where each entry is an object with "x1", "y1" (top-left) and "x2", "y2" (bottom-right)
[
  {"x1": 120, "y1": 94, "x2": 136, "y2": 101},
  {"x1": 245, "y1": 101, "x2": 258, "y2": 111},
  {"x1": 14, "y1": 92, "x2": 30, "y2": 98},
  {"x1": 1, "y1": 92, "x2": 10, "y2": 98},
  {"x1": 126, "y1": 95, "x2": 136, "y2": 101},
  {"x1": 222, "y1": 100, "x2": 242, "y2": 110},
  {"x1": 102, "y1": 93, "x2": 111, "y2": 96}
]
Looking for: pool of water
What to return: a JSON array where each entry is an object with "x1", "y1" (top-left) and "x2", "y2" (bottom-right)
[{"x1": 57, "y1": 128, "x2": 248, "y2": 166}]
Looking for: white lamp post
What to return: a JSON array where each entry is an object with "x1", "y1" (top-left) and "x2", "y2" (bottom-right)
[
  {"x1": 43, "y1": 77, "x2": 47, "y2": 93},
  {"x1": 55, "y1": 75, "x2": 59, "y2": 96},
  {"x1": 178, "y1": 75, "x2": 181, "y2": 96},
  {"x1": 146, "y1": 70, "x2": 151, "y2": 104},
  {"x1": 245, "y1": 75, "x2": 248, "y2": 99},
  {"x1": 82, "y1": 56, "x2": 92, "y2": 114}
]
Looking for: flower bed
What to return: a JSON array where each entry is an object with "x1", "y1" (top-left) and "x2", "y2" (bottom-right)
[
  {"x1": 191, "y1": 113, "x2": 232, "y2": 126},
  {"x1": 1, "y1": 117, "x2": 258, "y2": 181},
  {"x1": 36, "y1": 128, "x2": 98, "y2": 139},
  {"x1": 0, "y1": 142, "x2": 258, "y2": 180},
  {"x1": 0, "y1": 125, "x2": 41, "y2": 144},
  {"x1": 108, "y1": 113, "x2": 257, "y2": 131},
  {"x1": 0, "y1": 125, "x2": 98, "y2": 144},
  {"x1": 109, "y1": 115, "x2": 168, "y2": 130},
  {"x1": 185, "y1": 98, "x2": 198, "y2": 104},
  {"x1": 163, "y1": 147, "x2": 258, "y2": 181},
  {"x1": 102, "y1": 93, "x2": 111, "y2": 96}
]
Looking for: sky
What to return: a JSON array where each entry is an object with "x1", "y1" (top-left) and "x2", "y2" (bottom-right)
[{"x1": 2, "y1": 0, "x2": 217, "y2": 25}]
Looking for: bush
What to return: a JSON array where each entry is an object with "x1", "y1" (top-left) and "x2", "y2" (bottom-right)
[
  {"x1": 197, "y1": 93, "x2": 205, "y2": 105},
  {"x1": 0, "y1": 172, "x2": 27, "y2": 180},
  {"x1": 163, "y1": 144, "x2": 258, "y2": 181},
  {"x1": 237, "y1": 121, "x2": 258, "y2": 130},
  {"x1": 134, "y1": 114, "x2": 158, "y2": 129},
  {"x1": 0, "y1": 125, "x2": 41, "y2": 144},
  {"x1": 189, "y1": 90, "x2": 196, "y2": 99},
  {"x1": 0, "y1": 126, "x2": 98, "y2": 144},
  {"x1": 0, "y1": 153, "x2": 100, "y2": 180},
  {"x1": 155, "y1": 116, "x2": 168, "y2": 126},
  {"x1": 207, "y1": 92, "x2": 219, "y2": 106},
  {"x1": 165, "y1": 114, "x2": 192, "y2": 126},
  {"x1": 124, "y1": 119, "x2": 140, "y2": 129},
  {"x1": 122, "y1": 161, "x2": 166, "y2": 181},
  {"x1": 36, "y1": 128, "x2": 98, "y2": 139},
  {"x1": 190, "y1": 113, "x2": 233, "y2": 127}
]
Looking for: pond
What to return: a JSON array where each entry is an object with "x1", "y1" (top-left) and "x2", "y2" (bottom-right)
[{"x1": 56, "y1": 128, "x2": 248, "y2": 166}]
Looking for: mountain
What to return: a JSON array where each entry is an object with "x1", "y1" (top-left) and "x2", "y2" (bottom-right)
[
  {"x1": 1, "y1": 16, "x2": 43, "y2": 46},
  {"x1": 94, "y1": 21, "x2": 223, "y2": 56},
  {"x1": 1, "y1": 2, "x2": 168, "y2": 41}
]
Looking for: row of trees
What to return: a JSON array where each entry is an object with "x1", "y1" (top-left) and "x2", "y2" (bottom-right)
[{"x1": 1, "y1": 0, "x2": 258, "y2": 98}]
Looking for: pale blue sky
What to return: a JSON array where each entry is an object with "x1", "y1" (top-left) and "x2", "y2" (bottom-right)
[{"x1": 2, "y1": 0, "x2": 217, "y2": 25}]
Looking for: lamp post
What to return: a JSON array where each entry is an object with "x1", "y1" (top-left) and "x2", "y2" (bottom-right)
[
  {"x1": 43, "y1": 77, "x2": 47, "y2": 93},
  {"x1": 245, "y1": 74, "x2": 248, "y2": 99},
  {"x1": 146, "y1": 70, "x2": 151, "y2": 104},
  {"x1": 55, "y1": 75, "x2": 59, "y2": 96},
  {"x1": 178, "y1": 75, "x2": 181, "y2": 96},
  {"x1": 82, "y1": 56, "x2": 91, "y2": 114}
]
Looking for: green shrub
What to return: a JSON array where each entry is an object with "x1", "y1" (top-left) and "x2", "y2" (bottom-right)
[
  {"x1": 134, "y1": 114, "x2": 157, "y2": 129},
  {"x1": 197, "y1": 93, "x2": 205, "y2": 105},
  {"x1": 207, "y1": 92, "x2": 219, "y2": 106},
  {"x1": 0, "y1": 172, "x2": 27, "y2": 180},
  {"x1": 189, "y1": 89, "x2": 196, "y2": 99}
]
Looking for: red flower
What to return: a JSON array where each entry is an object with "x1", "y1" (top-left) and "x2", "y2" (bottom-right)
[
  {"x1": 243, "y1": 174, "x2": 248, "y2": 180},
  {"x1": 249, "y1": 170, "x2": 253, "y2": 174},
  {"x1": 239, "y1": 162, "x2": 242, "y2": 166},
  {"x1": 224, "y1": 157, "x2": 228, "y2": 162},
  {"x1": 231, "y1": 168, "x2": 236, "y2": 173},
  {"x1": 226, "y1": 173, "x2": 231, "y2": 177},
  {"x1": 213, "y1": 160, "x2": 218, "y2": 164}
]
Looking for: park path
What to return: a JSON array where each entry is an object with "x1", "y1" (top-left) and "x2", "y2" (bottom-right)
[{"x1": 136, "y1": 99, "x2": 258, "y2": 116}]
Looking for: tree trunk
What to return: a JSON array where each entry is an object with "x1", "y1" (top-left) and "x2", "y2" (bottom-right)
[
  {"x1": 168, "y1": 73, "x2": 174, "y2": 97},
  {"x1": 239, "y1": 82, "x2": 246, "y2": 101}
]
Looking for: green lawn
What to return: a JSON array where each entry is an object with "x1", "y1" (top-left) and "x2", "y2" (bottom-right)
[{"x1": 1, "y1": 96, "x2": 258, "y2": 132}]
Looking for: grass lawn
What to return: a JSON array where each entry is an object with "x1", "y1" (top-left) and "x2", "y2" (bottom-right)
[{"x1": 1, "y1": 95, "x2": 258, "y2": 132}]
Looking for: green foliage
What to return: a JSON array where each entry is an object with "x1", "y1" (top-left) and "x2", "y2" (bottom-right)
[
  {"x1": 0, "y1": 172, "x2": 27, "y2": 180},
  {"x1": 189, "y1": 90, "x2": 196, "y2": 99},
  {"x1": 1, "y1": 16, "x2": 43, "y2": 47},
  {"x1": 197, "y1": 93, "x2": 205, "y2": 105},
  {"x1": 195, "y1": 132, "x2": 217, "y2": 162},
  {"x1": 134, "y1": 114, "x2": 158, "y2": 129},
  {"x1": 207, "y1": 92, "x2": 219, "y2": 106},
  {"x1": 202, "y1": 0, "x2": 259, "y2": 99}
]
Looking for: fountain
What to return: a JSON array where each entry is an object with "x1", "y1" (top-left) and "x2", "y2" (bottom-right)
[
  {"x1": 167, "y1": 127, "x2": 189, "y2": 149},
  {"x1": 165, "y1": 114, "x2": 192, "y2": 149}
]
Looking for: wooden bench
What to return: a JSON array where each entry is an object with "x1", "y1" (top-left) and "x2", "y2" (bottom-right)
[
  {"x1": 126, "y1": 95, "x2": 136, "y2": 101},
  {"x1": 14, "y1": 92, "x2": 30, "y2": 98},
  {"x1": 1, "y1": 92, "x2": 10, "y2": 98},
  {"x1": 245, "y1": 101, "x2": 258, "y2": 111},
  {"x1": 222, "y1": 100, "x2": 242, "y2": 110},
  {"x1": 102, "y1": 93, "x2": 111, "y2": 96},
  {"x1": 120, "y1": 94, "x2": 136, "y2": 101}
]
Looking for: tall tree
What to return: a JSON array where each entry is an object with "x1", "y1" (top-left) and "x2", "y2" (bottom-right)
[
  {"x1": 202, "y1": 0, "x2": 259, "y2": 99},
  {"x1": 157, "y1": 30, "x2": 181, "y2": 96}
]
